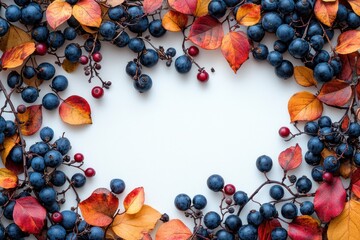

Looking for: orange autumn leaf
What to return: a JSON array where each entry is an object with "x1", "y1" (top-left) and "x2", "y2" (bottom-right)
[
  {"x1": 111, "y1": 205, "x2": 161, "y2": 240},
  {"x1": 278, "y1": 144, "x2": 302, "y2": 171},
  {"x1": 288, "y1": 91, "x2": 323, "y2": 122},
  {"x1": 59, "y1": 95, "x2": 92, "y2": 125},
  {"x1": 0, "y1": 25, "x2": 32, "y2": 52},
  {"x1": 294, "y1": 66, "x2": 317, "y2": 87},
  {"x1": 124, "y1": 187, "x2": 145, "y2": 214},
  {"x1": 327, "y1": 200, "x2": 360, "y2": 240},
  {"x1": 188, "y1": 16, "x2": 224, "y2": 50},
  {"x1": 1, "y1": 42, "x2": 35, "y2": 69},
  {"x1": 348, "y1": 0, "x2": 360, "y2": 16},
  {"x1": 73, "y1": 0, "x2": 101, "y2": 28},
  {"x1": 0, "y1": 168, "x2": 18, "y2": 189},
  {"x1": 46, "y1": 0, "x2": 72, "y2": 29},
  {"x1": 155, "y1": 219, "x2": 192, "y2": 240},
  {"x1": 335, "y1": 30, "x2": 360, "y2": 54},
  {"x1": 314, "y1": 0, "x2": 338, "y2": 27},
  {"x1": 236, "y1": 3, "x2": 261, "y2": 26},
  {"x1": 288, "y1": 216, "x2": 322, "y2": 240},
  {"x1": 1, "y1": 134, "x2": 21, "y2": 172},
  {"x1": 79, "y1": 188, "x2": 119, "y2": 227},
  {"x1": 194, "y1": 0, "x2": 211, "y2": 17},
  {"x1": 162, "y1": 11, "x2": 188, "y2": 32},
  {"x1": 351, "y1": 168, "x2": 360, "y2": 198},
  {"x1": 143, "y1": 0, "x2": 162, "y2": 13},
  {"x1": 258, "y1": 219, "x2": 281, "y2": 240},
  {"x1": 317, "y1": 79, "x2": 352, "y2": 107},
  {"x1": 221, "y1": 31, "x2": 250, "y2": 73},
  {"x1": 17, "y1": 105, "x2": 42, "y2": 136},
  {"x1": 106, "y1": 0, "x2": 124, "y2": 7},
  {"x1": 168, "y1": 0, "x2": 197, "y2": 15}
]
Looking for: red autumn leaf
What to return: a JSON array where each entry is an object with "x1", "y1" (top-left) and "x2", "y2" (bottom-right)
[
  {"x1": 168, "y1": 0, "x2": 197, "y2": 15},
  {"x1": 294, "y1": 66, "x2": 317, "y2": 87},
  {"x1": 288, "y1": 91, "x2": 323, "y2": 122},
  {"x1": 236, "y1": 3, "x2": 261, "y2": 26},
  {"x1": 79, "y1": 188, "x2": 119, "y2": 227},
  {"x1": 155, "y1": 219, "x2": 193, "y2": 240},
  {"x1": 258, "y1": 219, "x2": 281, "y2": 240},
  {"x1": 73, "y1": 0, "x2": 102, "y2": 27},
  {"x1": 13, "y1": 196, "x2": 46, "y2": 234},
  {"x1": 124, "y1": 187, "x2": 145, "y2": 214},
  {"x1": 351, "y1": 168, "x2": 360, "y2": 198},
  {"x1": 46, "y1": 0, "x2": 72, "y2": 29},
  {"x1": 338, "y1": 52, "x2": 359, "y2": 81},
  {"x1": 59, "y1": 95, "x2": 92, "y2": 125},
  {"x1": 348, "y1": 0, "x2": 360, "y2": 15},
  {"x1": 317, "y1": 79, "x2": 352, "y2": 107},
  {"x1": 17, "y1": 105, "x2": 42, "y2": 136},
  {"x1": 143, "y1": 0, "x2": 162, "y2": 13},
  {"x1": 221, "y1": 31, "x2": 250, "y2": 73},
  {"x1": 162, "y1": 10, "x2": 188, "y2": 32},
  {"x1": 188, "y1": 16, "x2": 224, "y2": 50},
  {"x1": 1, "y1": 42, "x2": 35, "y2": 69},
  {"x1": 278, "y1": 144, "x2": 302, "y2": 171},
  {"x1": 341, "y1": 114, "x2": 350, "y2": 132},
  {"x1": 288, "y1": 215, "x2": 322, "y2": 240},
  {"x1": 314, "y1": 176, "x2": 346, "y2": 222},
  {"x1": 0, "y1": 168, "x2": 18, "y2": 189},
  {"x1": 314, "y1": 0, "x2": 338, "y2": 27},
  {"x1": 336, "y1": 30, "x2": 360, "y2": 55}
]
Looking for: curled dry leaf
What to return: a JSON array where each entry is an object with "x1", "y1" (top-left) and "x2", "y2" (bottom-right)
[
  {"x1": 124, "y1": 187, "x2": 145, "y2": 214},
  {"x1": 235, "y1": 3, "x2": 261, "y2": 26},
  {"x1": 293, "y1": 66, "x2": 317, "y2": 87},
  {"x1": 155, "y1": 219, "x2": 192, "y2": 240},
  {"x1": 314, "y1": 176, "x2": 346, "y2": 222},
  {"x1": 0, "y1": 168, "x2": 18, "y2": 189},
  {"x1": 162, "y1": 10, "x2": 188, "y2": 32},
  {"x1": 111, "y1": 205, "x2": 161, "y2": 240},
  {"x1": 0, "y1": 25, "x2": 32, "y2": 52},
  {"x1": 62, "y1": 59, "x2": 80, "y2": 73},
  {"x1": 314, "y1": 0, "x2": 339, "y2": 27},
  {"x1": 278, "y1": 144, "x2": 302, "y2": 171},
  {"x1": 258, "y1": 219, "x2": 281, "y2": 240},
  {"x1": 168, "y1": 0, "x2": 197, "y2": 15},
  {"x1": 13, "y1": 196, "x2": 47, "y2": 234},
  {"x1": 340, "y1": 160, "x2": 354, "y2": 179},
  {"x1": 73, "y1": 0, "x2": 102, "y2": 28},
  {"x1": 288, "y1": 91, "x2": 323, "y2": 122},
  {"x1": 221, "y1": 31, "x2": 250, "y2": 73},
  {"x1": 0, "y1": 134, "x2": 22, "y2": 174},
  {"x1": 338, "y1": 52, "x2": 360, "y2": 81},
  {"x1": 1, "y1": 42, "x2": 35, "y2": 69},
  {"x1": 317, "y1": 79, "x2": 352, "y2": 107},
  {"x1": 288, "y1": 215, "x2": 322, "y2": 240},
  {"x1": 335, "y1": 30, "x2": 360, "y2": 55},
  {"x1": 46, "y1": 0, "x2": 72, "y2": 29},
  {"x1": 17, "y1": 105, "x2": 42, "y2": 136},
  {"x1": 194, "y1": 0, "x2": 211, "y2": 17},
  {"x1": 327, "y1": 199, "x2": 360, "y2": 240},
  {"x1": 59, "y1": 95, "x2": 92, "y2": 125},
  {"x1": 143, "y1": 0, "x2": 163, "y2": 14},
  {"x1": 188, "y1": 16, "x2": 224, "y2": 50}
]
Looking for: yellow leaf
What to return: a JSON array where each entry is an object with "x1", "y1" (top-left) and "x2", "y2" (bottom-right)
[
  {"x1": 124, "y1": 187, "x2": 145, "y2": 214},
  {"x1": 17, "y1": 105, "x2": 42, "y2": 136},
  {"x1": 162, "y1": 10, "x2": 188, "y2": 32},
  {"x1": 111, "y1": 205, "x2": 161, "y2": 240},
  {"x1": 46, "y1": 0, "x2": 73, "y2": 29},
  {"x1": 236, "y1": 3, "x2": 261, "y2": 26},
  {"x1": 288, "y1": 91, "x2": 323, "y2": 122},
  {"x1": 194, "y1": 0, "x2": 211, "y2": 17},
  {"x1": 0, "y1": 25, "x2": 32, "y2": 52},
  {"x1": 106, "y1": 0, "x2": 124, "y2": 7},
  {"x1": 62, "y1": 59, "x2": 79, "y2": 73},
  {"x1": 155, "y1": 219, "x2": 192, "y2": 240},
  {"x1": 294, "y1": 66, "x2": 317, "y2": 87},
  {"x1": 0, "y1": 168, "x2": 18, "y2": 189},
  {"x1": 73, "y1": 0, "x2": 102, "y2": 28},
  {"x1": 1, "y1": 135, "x2": 20, "y2": 166},
  {"x1": 328, "y1": 200, "x2": 360, "y2": 240},
  {"x1": 1, "y1": 42, "x2": 35, "y2": 69},
  {"x1": 59, "y1": 95, "x2": 92, "y2": 125}
]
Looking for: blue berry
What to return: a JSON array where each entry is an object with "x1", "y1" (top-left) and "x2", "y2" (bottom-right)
[
  {"x1": 192, "y1": 194, "x2": 207, "y2": 210},
  {"x1": 336, "y1": 143, "x2": 354, "y2": 159},
  {"x1": 261, "y1": 0, "x2": 278, "y2": 11},
  {"x1": 21, "y1": 3, "x2": 42, "y2": 25},
  {"x1": 296, "y1": 176, "x2": 312, "y2": 193},
  {"x1": 149, "y1": 19, "x2": 166, "y2": 37},
  {"x1": 278, "y1": 0, "x2": 295, "y2": 14},
  {"x1": 0, "y1": 192, "x2": 9, "y2": 206},
  {"x1": 208, "y1": 0, "x2": 227, "y2": 19},
  {"x1": 126, "y1": 61, "x2": 141, "y2": 77},
  {"x1": 256, "y1": 155, "x2": 273, "y2": 172},
  {"x1": 281, "y1": 202, "x2": 298, "y2": 219},
  {"x1": 47, "y1": 31, "x2": 65, "y2": 49},
  {"x1": 99, "y1": 21, "x2": 117, "y2": 40},
  {"x1": 84, "y1": 38, "x2": 101, "y2": 53},
  {"x1": 6, "y1": 223, "x2": 27, "y2": 239},
  {"x1": 61, "y1": 210, "x2": 77, "y2": 229},
  {"x1": 4, "y1": 200, "x2": 15, "y2": 220},
  {"x1": 247, "y1": 210, "x2": 263, "y2": 226},
  {"x1": 166, "y1": 47, "x2": 177, "y2": 57},
  {"x1": 110, "y1": 178, "x2": 126, "y2": 194},
  {"x1": 207, "y1": 174, "x2": 224, "y2": 192},
  {"x1": 89, "y1": 227, "x2": 105, "y2": 240},
  {"x1": 311, "y1": 165, "x2": 324, "y2": 182},
  {"x1": 252, "y1": 44, "x2": 269, "y2": 60},
  {"x1": 44, "y1": 150, "x2": 63, "y2": 168},
  {"x1": 225, "y1": 214, "x2": 242, "y2": 232},
  {"x1": 32, "y1": 26, "x2": 49, "y2": 43},
  {"x1": 336, "y1": 4, "x2": 348, "y2": 22},
  {"x1": 140, "y1": 49, "x2": 159, "y2": 67},
  {"x1": 29, "y1": 142, "x2": 50, "y2": 156},
  {"x1": 175, "y1": 55, "x2": 192, "y2": 73},
  {"x1": 134, "y1": 74, "x2": 152, "y2": 93},
  {"x1": 128, "y1": 17, "x2": 149, "y2": 33},
  {"x1": 128, "y1": 38, "x2": 145, "y2": 53},
  {"x1": 113, "y1": 31, "x2": 130, "y2": 48},
  {"x1": 300, "y1": 201, "x2": 314, "y2": 215},
  {"x1": 47, "y1": 225, "x2": 67, "y2": 240},
  {"x1": 51, "y1": 170, "x2": 67, "y2": 187},
  {"x1": 310, "y1": 35, "x2": 324, "y2": 51},
  {"x1": 238, "y1": 224, "x2": 258, "y2": 240},
  {"x1": 247, "y1": 24, "x2": 265, "y2": 42},
  {"x1": 204, "y1": 211, "x2": 221, "y2": 229},
  {"x1": 323, "y1": 155, "x2": 340, "y2": 173},
  {"x1": 63, "y1": 27, "x2": 77, "y2": 40},
  {"x1": 224, "y1": 0, "x2": 240, "y2": 7},
  {"x1": 304, "y1": 151, "x2": 321, "y2": 165},
  {"x1": 7, "y1": 71, "x2": 22, "y2": 88},
  {"x1": 31, "y1": 156, "x2": 45, "y2": 172},
  {"x1": 54, "y1": 137, "x2": 71, "y2": 155},
  {"x1": 108, "y1": 5, "x2": 126, "y2": 21},
  {"x1": 276, "y1": 24, "x2": 295, "y2": 42},
  {"x1": 260, "y1": 203, "x2": 277, "y2": 219},
  {"x1": 288, "y1": 38, "x2": 310, "y2": 59},
  {"x1": 314, "y1": 62, "x2": 334, "y2": 82},
  {"x1": 318, "y1": 116, "x2": 332, "y2": 128},
  {"x1": 354, "y1": 153, "x2": 360, "y2": 166},
  {"x1": 262, "y1": 12, "x2": 283, "y2": 32},
  {"x1": 65, "y1": 43, "x2": 82, "y2": 63},
  {"x1": 330, "y1": 58, "x2": 342, "y2": 76},
  {"x1": 307, "y1": 136, "x2": 324, "y2": 154},
  {"x1": 295, "y1": 0, "x2": 313, "y2": 15},
  {"x1": 128, "y1": 6, "x2": 144, "y2": 18},
  {"x1": 71, "y1": 173, "x2": 86, "y2": 188},
  {"x1": 267, "y1": 51, "x2": 283, "y2": 67},
  {"x1": 4, "y1": 120, "x2": 16, "y2": 137},
  {"x1": 29, "y1": 171, "x2": 46, "y2": 189},
  {"x1": 269, "y1": 185, "x2": 284, "y2": 200},
  {"x1": 314, "y1": 50, "x2": 330, "y2": 65},
  {"x1": 52, "y1": 75, "x2": 68, "y2": 92},
  {"x1": 9, "y1": 146, "x2": 23, "y2": 164},
  {"x1": 271, "y1": 227, "x2": 288, "y2": 240},
  {"x1": 216, "y1": 230, "x2": 235, "y2": 240},
  {"x1": 174, "y1": 193, "x2": 191, "y2": 211},
  {"x1": 273, "y1": 40, "x2": 288, "y2": 53},
  {"x1": 347, "y1": 122, "x2": 360, "y2": 137},
  {"x1": 5, "y1": 5, "x2": 21, "y2": 22},
  {"x1": 233, "y1": 191, "x2": 248, "y2": 206},
  {"x1": 42, "y1": 93, "x2": 60, "y2": 110},
  {"x1": 347, "y1": 11, "x2": 360, "y2": 29},
  {"x1": 275, "y1": 60, "x2": 294, "y2": 79},
  {"x1": 39, "y1": 187, "x2": 57, "y2": 205},
  {"x1": 37, "y1": 62, "x2": 56, "y2": 80},
  {"x1": 22, "y1": 66, "x2": 36, "y2": 79},
  {"x1": 0, "y1": 224, "x2": 4, "y2": 239}
]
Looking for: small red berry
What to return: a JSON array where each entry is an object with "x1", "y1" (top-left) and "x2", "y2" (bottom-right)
[
  {"x1": 322, "y1": 172, "x2": 333, "y2": 183},
  {"x1": 85, "y1": 167, "x2": 96, "y2": 177},
  {"x1": 278, "y1": 126, "x2": 291, "y2": 138},
  {"x1": 17, "y1": 105, "x2": 27, "y2": 114},
  {"x1": 188, "y1": 46, "x2": 199, "y2": 57},
  {"x1": 225, "y1": 198, "x2": 233, "y2": 205},
  {"x1": 92, "y1": 52, "x2": 102, "y2": 62},
  {"x1": 224, "y1": 184, "x2": 236, "y2": 195},
  {"x1": 51, "y1": 212, "x2": 63, "y2": 223},
  {"x1": 79, "y1": 55, "x2": 89, "y2": 65},
  {"x1": 74, "y1": 153, "x2": 84, "y2": 162},
  {"x1": 91, "y1": 86, "x2": 104, "y2": 99},
  {"x1": 35, "y1": 43, "x2": 48, "y2": 55},
  {"x1": 197, "y1": 70, "x2": 209, "y2": 82}
]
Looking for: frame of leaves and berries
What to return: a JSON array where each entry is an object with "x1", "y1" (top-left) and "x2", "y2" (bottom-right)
[{"x1": 0, "y1": 0, "x2": 360, "y2": 239}]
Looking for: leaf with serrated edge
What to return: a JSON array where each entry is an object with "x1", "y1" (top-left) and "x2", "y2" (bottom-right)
[
  {"x1": 46, "y1": 0, "x2": 72, "y2": 29},
  {"x1": 236, "y1": 3, "x2": 261, "y2": 26},
  {"x1": 294, "y1": 66, "x2": 317, "y2": 87},
  {"x1": 59, "y1": 95, "x2": 92, "y2": 125},
  {"x1": 162, "y1": 10, "x2": 188, "y2": 32},
  {"x1": 17, "y1": 105, "x2": 42, "y2": 136},
  {"x1": 73, "y1": 0, "x2": 101, "y2": 27},
  {"x1": 336, "y1": 30, "x2": 360, "y2": 54},
  {"x1": 328, "y1": 200, "x2": 360, "y2": 240},
  {"x1": 155, "y1": 219, "x2": 192, "y2": 240},
  {"x1": 314, "y1": 0, "x2": 338, "y2": 26},
  {"x1": 288, "y1": 91, "x2": 323, "y2": 122},
  {"x1": 0, "y1": 168, "x2": 18, "y2": 189}
]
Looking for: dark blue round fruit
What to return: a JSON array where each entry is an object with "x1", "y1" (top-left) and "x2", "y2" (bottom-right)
[
  {"x1": 7, "y1": 71, "x2": 22, "y2": 88},
  {"x1": 295, "y1": 0, "x2": 313, "y2": 15},
  {"x1": 330, "y1": 58, "x2": 342, "y2": 76},
  {"x1": 128, "y1": 38, "x2": 145, "y2": 53},
  {"x1": 336, "y1": 143, "x2": 354, "y2": 159},
  {"x1": 311, "y1": 165, "x2": 324, "y2": 182},
  {"x1": 252, "y1": 44, "x2": 269, "y2": 60},
  {"x1": 238, "y1": 224, "x2": 258, "y2": 240},
  {"x1": 5, "y1": 5, "x2": 21, "y2": 22},
  {"x1": 288, "y1": 38, "x2": 310, "y2": 59},
  {"x1": 304, "y1": 121, "x2": 319, "y2": 135},
  {"x1": 0, "y1": 192, "x2": 9, "y2": 206},
  {"x1": 256, "y1": 155, "x2": 273, "y2": 172},
  {"x1": 192, "y1": 194, "x2": 207, "y2": 210},
  {"x1": 323, "y1": 155, "x2": 340, "y2": 173},
  {"x1": 4, "y1": 200, "x2": 15, "y2": 220},
  {"x1": 44, "y1": 150, "x2": 63, "y2": 168},
  {"x1": 113, "y1": 31, "x2": 130, "y2": 48},
  {"x1": 224, "y1": 0, "x2": 240, "y2": 7},
  {"x1": 175, "y1": 55, "x2": 192, "y2": 73},
  {"x1": 269, "y1": 185, "x2": 284, "y2": 200},
  {"x1": 310, "y1": 35, "x2": 324, "y2": 51},
  {"x1": 22, "y1": 66, "x2": 36, "y2": 79},
  {"x1": 6, "y1": 223, "x2": 27, "y2": 239},
  {"x1": 84, "y1": 38, "x2": 101, "y2": 53},
  {"x1": 271, "y1": 227, "x2": 288, "y2": 240},
  {"x1": 21, "y1": 86, "x2": 39, "y2": 103},
  {"x1": 336, "y1": 4, "x2": 348, "y2": 22},
  {"x1": 276, "y1": 24, "x2": 295, "y2": 42},
  {"x1": 108, "y1": 5, "x2": 126, "y2": 21},
  {"x1": 10, "y1": 146, "x2": 23, "y2": 164},
  {"x1": 174, "y1": 193, "x2": 191, "y2": 211},
  {"x1": 275, "y1": 60, "x2": 294, "y2": 79},
  {"x1": 281, "y1": 202, "x2": 298, "y2": 219},
  {"x1": 149, "y1": 19, "x2": 166, "y2": 37},
  {"x1": 39, "y1": 187, "x2": 57, "y2": 205},
  {"x1": 313, "y1": 50, "x2": 330, "y2": 65},
  {"x1": 307, "y1": 136, "x2": 324, "y2": 154},
  {"x1": 304, "y1": 151, "x2": 321, "y2": 165},
  {"x1": 318, "y1": 116, "x2": 332, "y2": 128},
  {"x1": 166, "y1": 47, "x2": 177, "y2": 57},
  {"x1": 207, "y1": 174, "x2": 225, "y2": 192},
  {"x1": 233, "y1": 191, "x2": 248, "y2": 206},
  {"x1": 63, "y1": 27, "x2": 76, "y2": 40},
  {"x1": 262, "y1": 12, "x2": 283, "y2": 32},
  {"x1": 47, "y1": 31, "x2": 65, "y2": 49},
  {"x1": 71, "y1": 173, "x2": 86, "y2": 188},
  {"x1": 347, "y1": 11, "x2": 360, "y2": 29},
  {"x1": 99, "y1": 21, "x2": 117, "y2": 40},
  {"x1": 225, "y1": 214, "x2": 242, "y2": 232},
  {"x1": 51, "y1": 170, "x2": 67, "y2": 187},
  {"x1": 314, "y1": 62, "x2": 334, "y2": 82},
  {"x1": 204, "y1": 211, "x2": 221, "y2": 229},
  {"x1": 64, "y1": 43, "x2": 82, "y2": 63},
  {"x1": 31, "y1": 156, "x2": 45, "y2": 172},
  {"x1": 208, "y1": 0, "x2": 227, "y2": 19},
  {"x1": 89, "y1": 226, "x2": 105, "y2": 240},
  {"x1": 278, "y1": 0, "x2": 295, "y2": 14},
  {"x1": 247, "y1": 210, "x2": 263, "y2": 226},
  {"x1": 260, "y1": 203, "x2": 277, "y2": 219},
  {"x1": 128, "y1": 16, "x2": 149, "y2": 33},
  {"x1": 29, "y1": 171, "x2": 46, "y2": 189},
  {"x1": 54, "y1": 137, "x2": 71, "y2": 155},
  {"x1": 296, "y1": 176, "x2": 312, "y2": 193},
  {"x1": 52, "y1": 75, "x2": 68, "y2": 92},
  {"x1": 267, "y1": 51, "x2": 283, "y2": 67},
  {"x1": 354, "y1": 153, "x2": 360, "y2": 166},
  {"x1": 247, "y1": 24, "x2": 265, "y2": 42},
  {"x1": 273, "y1": 40, "x2": 288, "y2": 53},
  {"x1": 347, "y1": 122, "x2": 360, "y2": 137},
  {"x1": 300, "y1": 201, "x2": 314, "y2": 215},
  {"x1": 21, "y1": 3, "x2": 42, "y2": 25},
  {"x1": 261, "y1": 0, "x2": 278, "y2": 11},
  {"x1": 128, "y1": 6, "x2": 144, "y2": 18},
  {"x1": 42, "y1": 93, "x2": 60, "y2": 110},
  {"x1": 126, "y1": 61, "x2": 141, "y2": 77},
  {"x1": 110, "y1": 178, "x2": 126, "y2": 194},
  {"x1": 32, "y1": 26, "x2": 49, "y2": 43},
  {"x1": 29, "y1": 142, "x2": 50, "y2": 156},
  {"x1": 134, "y1": 74, "x2": 152, "y2": 93},
  {"x1": 140, "y1": 49, "x2": 159, "y2": 68},
  {"x1": 37, "y1": 62, "x2": 56, "y2": 80},
  {"x1": 47, "y1": 225, "x2": 67, "y2": 240}
]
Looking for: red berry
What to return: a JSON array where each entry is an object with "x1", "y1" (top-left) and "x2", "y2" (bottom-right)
[
  {"x1": 188, "y1": 46, "x2": 199, "y2": 57},
  {"x1": 322, "y1": 172, "x2": 333, "y2": 183},
  {"x1": 51, "y1": 212, "x2": 63, "y2": 223},
  {"x1": 35, "y1": 43, "x2": 48, "y2": 55},
  {"x1": 224, "y1": 184, "x2": 236, "y2": 195},
  {"x1": 85, "y1": 168, "x2": 96, "y2": 177},
  {"x1": 197, "y1": 70, "x2": 209, "y2": 82},
  {"x1": 17, "y1": 105, "x2": 27, "y2": 114},
  {"x1": 278, "y1": 126, "x2": 291, "y2": 138},
  {"x1": 79, "y1": 55, "x2": 89, "y2": 65},
  {"x1": 91, "y1": 86, "x2": 104, "y2": 99},
  {"x1": 92, "y1": 52, "x2": 102, "y2": 62},
  {"x1": 225, "y1": 198, "x2": 233, "y2": 205},
  {"x1": 74, "y1": 153, "x2": 84, "y2": 162}
]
